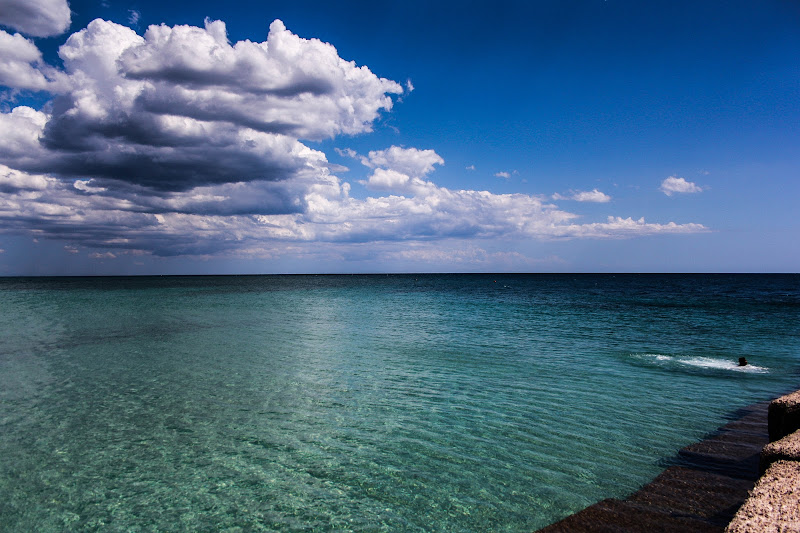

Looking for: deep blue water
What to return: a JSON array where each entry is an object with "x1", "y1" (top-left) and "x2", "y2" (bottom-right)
[{"x1": 1, "y1": 274, "x2": 798, "y2": 531}]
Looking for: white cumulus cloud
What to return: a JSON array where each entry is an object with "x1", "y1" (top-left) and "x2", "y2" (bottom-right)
[
  {"x1": 0, "y1": 107, "x2": 50, "y2": 167},
  {"x1": 0, "y1": 18, "x2": 403, "y2": 199},
  {"x1": 348, "y1": 146, "x2": 444, "y2": 193},
  {"x1": 0, "y1": 30, "x2": 63, "y2": 90},
  {"x1": 119, "y1": 19, "x2": 401, "y2": 140},
  {"x1": 361, "y1": 146, "x2": 443, "y2": 177},
  {"x1": 0, "y1": 0, "x2": 71, "y2": 37},
  {"x1": 660, "y1": 176, "x2": 704, "y2": 196}
]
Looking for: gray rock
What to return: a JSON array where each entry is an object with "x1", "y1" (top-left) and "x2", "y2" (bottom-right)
[
  {"x1": 767, "y1": 390, "x2": 800, "y2": 442},
  {"x1": 760, "y1": 429, "x2": 800, "y2": 474},
  {"x1": 725, "y1": 460, "x2": 800, "y2": 533}
]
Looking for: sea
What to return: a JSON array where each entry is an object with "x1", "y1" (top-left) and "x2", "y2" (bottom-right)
[{"x1": 1, "y1": 274, "x2": 798, "y2": 531}]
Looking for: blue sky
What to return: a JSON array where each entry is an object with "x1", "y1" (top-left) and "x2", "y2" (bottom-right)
[{"x1": 0, "y1": 0, "x2": 798, "y2": 274}]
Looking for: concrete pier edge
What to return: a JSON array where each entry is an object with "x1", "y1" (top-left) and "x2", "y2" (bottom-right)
[
  {"x1": 537, "y1": 390, "x2": 800, "y2": 533},
  {"x1": 726, "y1": 391, "x2": 800, "y2": 532}
]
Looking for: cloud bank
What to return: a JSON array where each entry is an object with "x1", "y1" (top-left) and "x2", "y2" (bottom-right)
[
  {"x1": 0, "y1": 160, "x2": 707, "y2": 259},
  {"x1": 552, "y1": 189, "x2": 611, "y2": 203},
  {"x1": 0, "y1": 13, "x2": 708, "y2": 267}
]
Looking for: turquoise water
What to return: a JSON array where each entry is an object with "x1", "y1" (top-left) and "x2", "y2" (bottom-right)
[{"x1": 1, "y1": 274, "x2": 798, "y2": 531}]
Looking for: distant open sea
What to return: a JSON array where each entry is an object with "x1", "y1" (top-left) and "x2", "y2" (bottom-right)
[{"x1": 1, "y1": 274, "x2": 799, "y2": 531}]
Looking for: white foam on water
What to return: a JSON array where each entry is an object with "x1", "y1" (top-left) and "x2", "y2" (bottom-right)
[
  {"x1": 678, "y1": 357, "x2": 769, "y2": 373},
  {"x1": 633, "y1": 353, "x2": 674, "y2": 362},
  {"x1": 632, "y1": 353, "x2": 769, "y2": 374}
]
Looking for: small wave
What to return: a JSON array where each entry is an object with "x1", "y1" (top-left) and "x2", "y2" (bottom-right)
[{"x1": 632, "y1": 353, "x2": 769, "y2": 374}]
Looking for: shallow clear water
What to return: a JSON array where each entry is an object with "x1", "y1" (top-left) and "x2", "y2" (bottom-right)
[{"x1": 1, "y1": 274, "x2": 798, "y2": 531}]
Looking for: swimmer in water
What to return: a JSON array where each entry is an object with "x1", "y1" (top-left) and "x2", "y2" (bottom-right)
[{"x1": 738, "y1": 357, "x2": 748, "y2": 367}]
